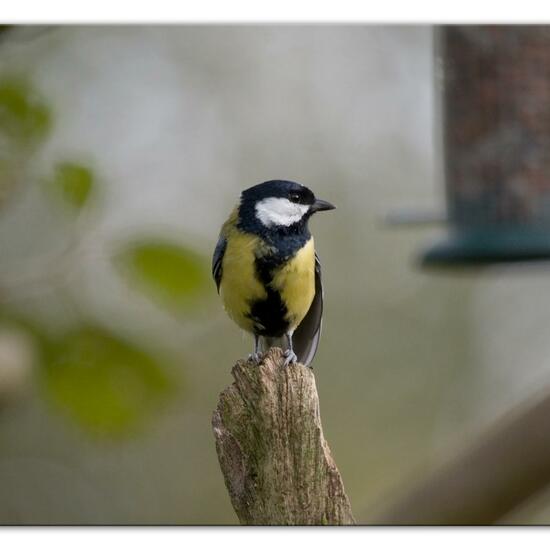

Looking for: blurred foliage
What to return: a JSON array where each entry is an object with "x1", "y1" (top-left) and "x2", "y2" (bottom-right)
[
  {"x1": 0, "y1": 309, "x2": 179, "y2": 439},
  {"x1": 0, "y1": 76, "x2": 188, "y2": 439},
  {"x1": 40, "y1": 326, "x2": 176, "y2": 438},
  {"x1": 0, "y1": 77, "x2": 51, "y2": 147},
  {"x1": 0, "y1": 77, "x2": 52, "y2": 210},
  {"x1": 114, "y1": 240, "x2": 210, "y2": 312},
  {"x1": 46, "y1": 161, "x2": 95, "y2": 210}
]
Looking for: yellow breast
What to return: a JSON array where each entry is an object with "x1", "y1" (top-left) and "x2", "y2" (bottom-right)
[
  {"x1": 219, "y1": 228, "x2": 268, "y2": 333},
  {"x1": 271, "y1": 237, "x2": 316, "y2": 331},
  {"x1": 219, "y1": 206, "x2": 316, "y2": 335}
]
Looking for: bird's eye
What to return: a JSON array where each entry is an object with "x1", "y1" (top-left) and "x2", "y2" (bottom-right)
[{"x1": 289, "y1": 193, "x2": 301, "y2": 203}]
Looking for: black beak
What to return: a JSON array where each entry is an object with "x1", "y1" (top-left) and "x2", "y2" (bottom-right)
[{"x1": 310, "y1": 198, "x2": 336, "y2": 213}]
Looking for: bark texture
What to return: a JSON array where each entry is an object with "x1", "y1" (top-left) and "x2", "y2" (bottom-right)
[{"x1": 212, "y1": 347, "x2": 355, "y2": 525}]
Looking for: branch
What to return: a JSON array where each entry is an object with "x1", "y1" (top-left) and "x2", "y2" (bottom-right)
[
  {"x1": 378, "y1": 388, "x2": 550, "y2": 525},
  {"x1": 212, "y1": 348, "x2": 355, "y2": 525}
]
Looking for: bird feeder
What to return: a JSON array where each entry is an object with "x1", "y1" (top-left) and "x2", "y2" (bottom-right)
[{"x1": 422, "y1": 25, "x2": 550, "y2": 265}]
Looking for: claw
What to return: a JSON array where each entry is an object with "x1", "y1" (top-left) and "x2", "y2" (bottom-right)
[
  {"x1": 283, "y1": 349, "x2": 298, "y2": 367},
  {"x1": 248, "y1": 352, "x2": 262, "y2": 364}
]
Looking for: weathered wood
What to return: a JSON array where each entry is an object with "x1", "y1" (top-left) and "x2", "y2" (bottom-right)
[{"x1": 212, "y1": 347, "x2": 355, "y2": 525}]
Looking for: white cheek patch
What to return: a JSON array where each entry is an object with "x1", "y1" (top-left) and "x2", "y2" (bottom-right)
[{"x1": 255, "y1": 197, "x2": 309, "y2": 227}]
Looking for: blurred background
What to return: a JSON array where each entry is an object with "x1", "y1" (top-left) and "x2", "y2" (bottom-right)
[{"x1": 1, "y1": 25, "x2": 550, "y2": 524}]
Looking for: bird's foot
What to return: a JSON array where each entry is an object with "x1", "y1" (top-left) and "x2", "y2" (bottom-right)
[
  {"x1": 248, "y1": 352, "x2": 263, "y2": 364},
  {"x1": 283, "y1": 349, "x2": 298, "y2": 367}
]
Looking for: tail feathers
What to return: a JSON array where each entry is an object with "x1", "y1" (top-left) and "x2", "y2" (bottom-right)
[
  {"x1": 257, "y1": 318, "x2": 321, "y2": 367},
  {"x1": 258, "y1": 331, "x2": 320, "y2": 367}
]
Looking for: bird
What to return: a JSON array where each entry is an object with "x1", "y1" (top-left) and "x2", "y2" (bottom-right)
[{"x1": 212, "y1": 180, "x2": 335, "y2": 367}]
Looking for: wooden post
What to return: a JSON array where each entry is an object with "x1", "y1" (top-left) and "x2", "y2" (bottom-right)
[{"x1": 212, "y1": 348, "x2": 355, "y2": 525}]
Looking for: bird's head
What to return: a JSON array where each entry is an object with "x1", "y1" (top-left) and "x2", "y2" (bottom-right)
[{"x1": 238, "y1": 180, "x2": 335, "y2": 233}]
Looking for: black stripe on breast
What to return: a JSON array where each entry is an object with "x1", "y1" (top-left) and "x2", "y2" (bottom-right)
[
  {"x1": 248, "y1": 255, "x2": 289, "y2": 337},
  {"x1": 249, "y1": 291, "x2": 289, "y2": 337}
]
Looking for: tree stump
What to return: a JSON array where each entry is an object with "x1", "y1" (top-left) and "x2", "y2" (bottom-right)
[{"x1": 212, "y1": 347, "x2": 355, "y2": 525}]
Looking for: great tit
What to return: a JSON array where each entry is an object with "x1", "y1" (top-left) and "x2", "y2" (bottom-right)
[{"x1": 212, "y1": 180, "x2": 335, "y2": 367}]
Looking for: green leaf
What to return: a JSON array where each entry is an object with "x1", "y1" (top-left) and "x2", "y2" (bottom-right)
[
  {"x1": 115, "y1": 240, "x2": 209, "y2": 311},
  {"x1": 41, "y1": 326, "x2": 176, "y2": 438},
  {"x1": 0, "y1": 77, "x2": 51, "y2": 145},
  {"x1": 48, "y1": 162, "x2": 95, "y2": 209}
]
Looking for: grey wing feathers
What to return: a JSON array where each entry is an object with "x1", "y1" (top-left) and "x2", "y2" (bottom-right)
[
  {"x1": 212, "y1": 236, "x2": 227, "y2": 293},
  {"x1": 292, "y1": 253, "x2": 324, "y2": 366}
]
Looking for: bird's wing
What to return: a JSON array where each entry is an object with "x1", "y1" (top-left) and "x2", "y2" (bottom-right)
[
  {"x1": 292, "y1": 252, "x2": 324, "y2": 366},
  {"x1": 212, "y1": 235, "x2": 227, "y2": 293}
]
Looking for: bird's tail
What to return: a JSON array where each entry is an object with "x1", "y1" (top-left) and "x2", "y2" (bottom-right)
[{"x1": 258, "y1": 329, "x2": 320, "y2": 367}]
